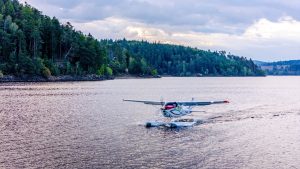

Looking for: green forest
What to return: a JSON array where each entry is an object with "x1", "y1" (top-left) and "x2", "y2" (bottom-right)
[{"x1": 0, "y1": 0, "x2": 265, "y2": 78}]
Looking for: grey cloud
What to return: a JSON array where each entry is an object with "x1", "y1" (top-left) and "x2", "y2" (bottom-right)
[
  {"x1": 23, "y1": 0, "x2": 300, "y2": 34},
  {"x1": 21, "y1": 0, "x2": 300, "y2": 61}
]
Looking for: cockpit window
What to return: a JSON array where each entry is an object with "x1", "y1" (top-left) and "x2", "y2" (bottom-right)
[{"x1": 164, "y1": 102, "x2": 178, "y2": 110}]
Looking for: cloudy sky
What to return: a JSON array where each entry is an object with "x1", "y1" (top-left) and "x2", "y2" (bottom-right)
[{"x1": 19, "y1": 0, "x2": 300, "y2": 61}]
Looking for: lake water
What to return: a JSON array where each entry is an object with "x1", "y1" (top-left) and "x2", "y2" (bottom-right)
[{"x1": 1, "y1": 77, "x2": 300, "y2": 169}]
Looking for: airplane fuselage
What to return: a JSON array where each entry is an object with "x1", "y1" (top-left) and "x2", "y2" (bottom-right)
[{"x1": 161, "y1": 103, "x2": 192, "y2": 118}]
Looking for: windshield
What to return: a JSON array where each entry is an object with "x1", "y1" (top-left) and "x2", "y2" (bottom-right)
[{"x1": 164, "y1": 102, "x2": 177, "y2": 110}]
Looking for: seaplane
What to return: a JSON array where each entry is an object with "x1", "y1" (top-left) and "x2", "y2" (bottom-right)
[{"x1": 123, "y1": 99, "x2": 229, "y2": 128}]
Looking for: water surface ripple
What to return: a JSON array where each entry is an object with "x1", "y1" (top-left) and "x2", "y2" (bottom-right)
[{"x1": 1, "y1": 77, "x2": 300, "y2": 168}]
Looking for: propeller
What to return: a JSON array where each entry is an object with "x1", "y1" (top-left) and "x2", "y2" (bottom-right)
[{"x1": 160, "y1": 96, "x2": 164, "y2": 107}]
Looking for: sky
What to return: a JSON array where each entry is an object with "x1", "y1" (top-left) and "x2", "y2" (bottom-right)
[{"x1": 19, "y1": 0, "x2": 300, "y2": 61}]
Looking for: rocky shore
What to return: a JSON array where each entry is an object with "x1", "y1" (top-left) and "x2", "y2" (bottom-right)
[
  {"x1": 0, "y1": 74, "x2": 113, "y2": 82},
  {"x1": 0, "y1": 74, "x2": 161, "y2": 82}
]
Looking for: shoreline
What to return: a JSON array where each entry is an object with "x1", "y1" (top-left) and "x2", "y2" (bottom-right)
[
  {"x1": 0, "y1": 74, "x2": 267, "y2": 83},
  {"x1": 0, "y1": 74, "x2": 160, "y2": 83},
  {"x1": 0, "y1": 75, "x2": 112, "y2": 83}
]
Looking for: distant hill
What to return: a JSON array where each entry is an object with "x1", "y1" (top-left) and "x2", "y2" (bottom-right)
[
  {"x1": 253, "y1": 60, "x2": 268, "y2": 66},
  {"x1": 256, "y1": 60, "x2": 300, "y2": 75},
  {"x1": 0, "y1": 0, "x2": 265, "y2": 77},
  {"x1": 103, "y1": 40, "x2": 265, "y2": 76}
]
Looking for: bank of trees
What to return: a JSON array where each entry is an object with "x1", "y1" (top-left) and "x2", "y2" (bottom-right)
[
  {"x1": 0, "y1": 0, "x2": 108, "y2": 77},
  {"x1": 0, "y1": 0, "x2": 265, "y2": 77},
  {"x1": 104, "y1": 40, "x2": 264, "y2": 76}
]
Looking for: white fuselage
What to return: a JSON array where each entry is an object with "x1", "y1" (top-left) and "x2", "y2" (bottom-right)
[{"x1": 161, "y1": 105, "x2": 192, "y2": 118}]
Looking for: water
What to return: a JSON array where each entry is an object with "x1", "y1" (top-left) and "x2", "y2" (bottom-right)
[{"x1": 1, "y1": 77, "x2": 300, "y2": 169}]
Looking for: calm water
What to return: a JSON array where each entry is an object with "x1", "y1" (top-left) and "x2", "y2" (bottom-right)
[{"x1": 1, "y1": 77, "x2": 300, "y2": 169}]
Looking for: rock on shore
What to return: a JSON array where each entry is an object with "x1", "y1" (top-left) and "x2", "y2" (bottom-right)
[{"x1": 0, "y1": 75, "x2": 113, "y2": 82}]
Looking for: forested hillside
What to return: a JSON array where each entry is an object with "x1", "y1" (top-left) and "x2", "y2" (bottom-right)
[
  {"x1": 104, "y1": 40, "x2": 264, "y2": 76},
  {"x1": 0, "y1": 0, "x2": 265, "y2": 78},
  {"x1": 259, "y1": 60, "x2": 300, "y2": 75}
]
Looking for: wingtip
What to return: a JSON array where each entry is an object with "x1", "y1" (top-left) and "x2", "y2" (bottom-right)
[{"x1": 224, "y1": 100, "x2": 230, "y2": 103}]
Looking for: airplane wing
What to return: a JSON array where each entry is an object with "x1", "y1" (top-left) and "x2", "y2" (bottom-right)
[
  {"x1": 123, "y1": 99, "x2": 164, "y2": 105},
  {"x1": 178, "y1": 100, "x2": 229, "y2": 106}
]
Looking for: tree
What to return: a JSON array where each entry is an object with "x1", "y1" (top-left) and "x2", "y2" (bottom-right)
[{"x1": 0, "y1": 0, "x2": 265, "y2": 77}]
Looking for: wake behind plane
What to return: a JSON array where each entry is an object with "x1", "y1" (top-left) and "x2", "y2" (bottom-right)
[{"x1": 123, "y1": 99, "x2": 229, "y2": 128}]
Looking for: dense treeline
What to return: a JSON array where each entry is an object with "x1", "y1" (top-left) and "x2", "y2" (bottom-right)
[
  {"x1": 0, "y1": 0, "x2": 107, "y2": 77},
  {"x1": 0, "y1": 0, "x2": 265, "y2": 78},
  {"x1": 103, "y1": 40, "x2": 265, "y2": 76}
]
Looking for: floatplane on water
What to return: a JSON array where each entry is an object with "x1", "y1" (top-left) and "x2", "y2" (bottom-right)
[{"x1": 123, "y1": 99, "x2": 229, "y2": 128}]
